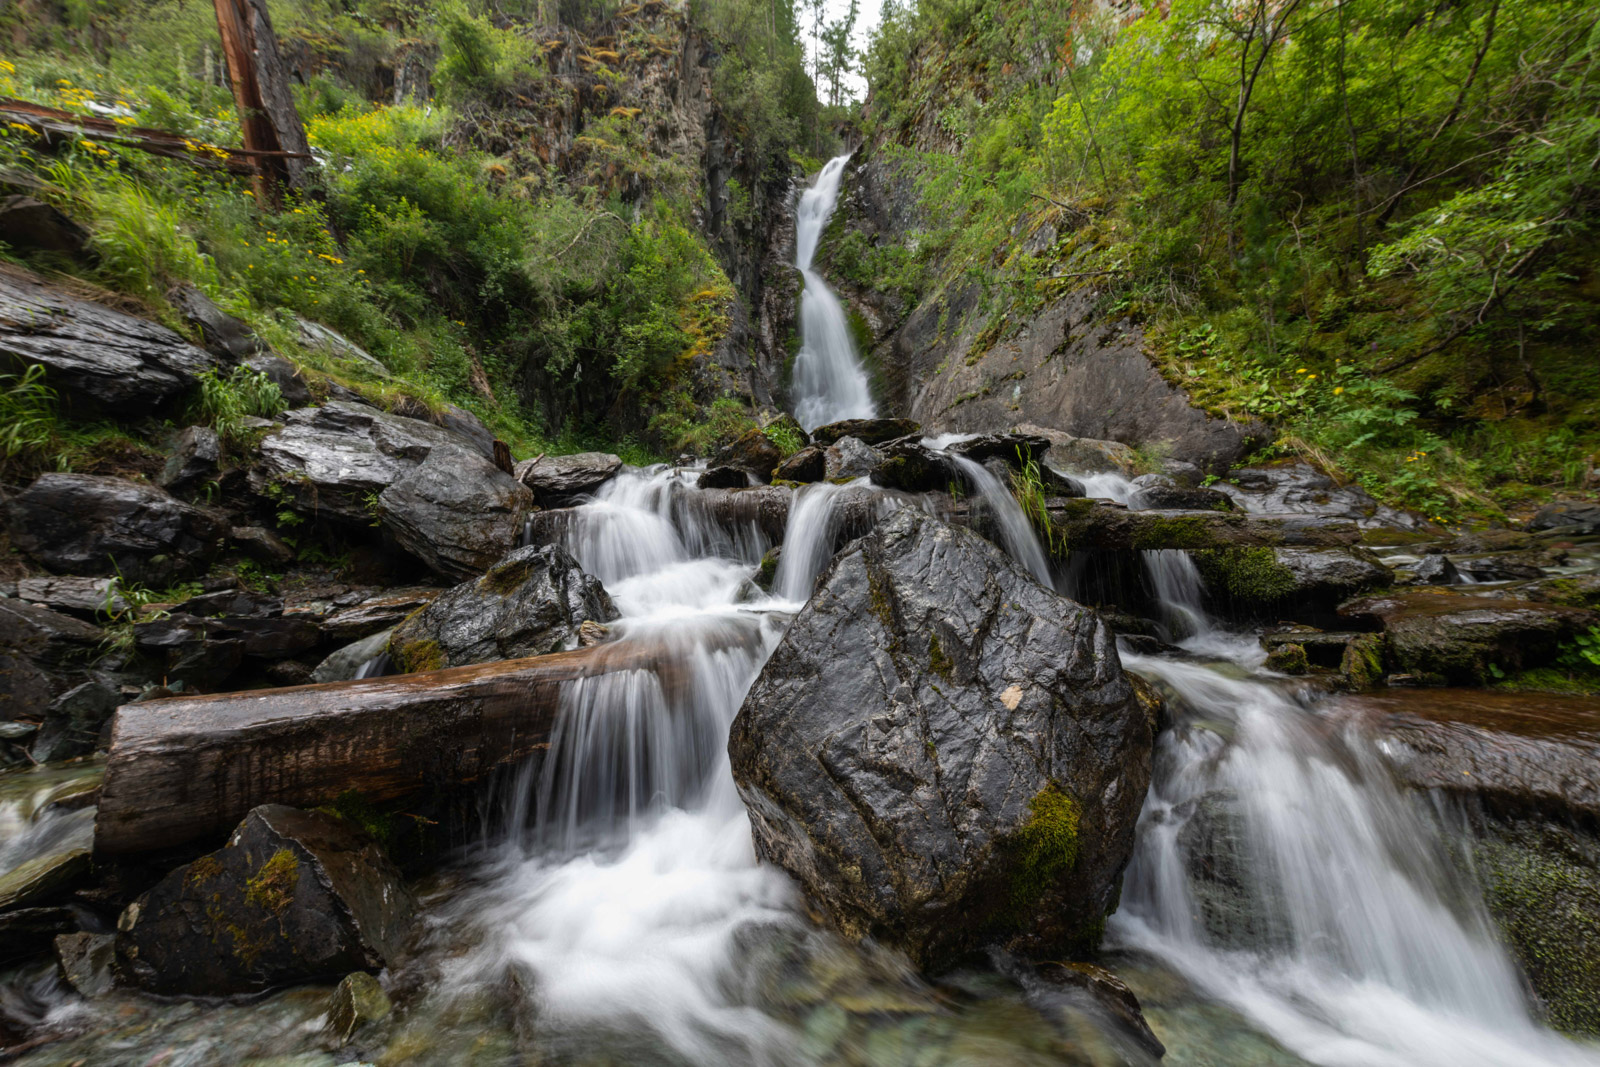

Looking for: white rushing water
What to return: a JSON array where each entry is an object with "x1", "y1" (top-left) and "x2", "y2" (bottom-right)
[{"x1": 791, "y1": 155, "x2": 876, "y2": 431}]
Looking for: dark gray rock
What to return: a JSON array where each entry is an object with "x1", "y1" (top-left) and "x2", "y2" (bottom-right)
[
  {"x1": 729, "y1": 509, "x2": 1152, "y2": 969},
  {"x1": 7, "y1": 473, "x2": 226, "y2": 585},
  {"x1": 941, "y1": 432, "x2": 1052, "y2": 468},
  {"x1": 0, "y1": 908, "x2": 80, "y2": 965},
  {"x1": 250, "y1": 402, "x2": 472, "y2": 524},
  {"x1": 388, "y1": 543, "x2": 617, "y2": 671},
  {"x1": 134, "y1": 613, "x2": 321, "y2": 661},
  {"x1": 157, "y1": 425, "x2": 221, "y2": 494},
  {"x1": 810, "y1": 418, "x2": 922, "y2": 446},
  {"x1": 241, "y1": 353, "x2": 311, "y2": 407},
  {"x1": 173, "y1": 588, "x2": 282, "y2": 619},
  {"x1": 1273, "y1": 547, "x2": 1393, "y2": 600},
  {"x1": 823, "y1": 436, "x2": 882, "y2": 480},
  {"x1": 1220, "y1": 463, "x2": 1419, "y2": 529},
  {"x1": 320, "y1": 589, "x2": 439, "y2": 643},
  {"x1": 0, "y1": 808, "x2": 93, "y2": 910},
  {"x1": 1034, "y1": 961, "x2": 1166, "y2": 1060},
  {"x1": 0, "y1": 598, "x2": 101, "y2": 726},
  {"x1": 870, "y1": 438, "x2": 953, "y2": 493},
  {"x1": 709, "y1": 429, "x2": 782, "y2": 484},
  {"x1": 775, "y1": 445, "x2": 827, "y2": 483},
  {"x1": 230, "y1": 525, "x2": 296, "y2": 564},
  {"x1": 312, "y1": 627, "x2": 395, "y2": 684},
  {"x1": 295, "y1": 317, "x2": 390, "y2": 378},
  {"x1": 15, "y1": 576, "x2": 125, "y2": 617},
  {"x1": 514, "y1": 451, "x2": 624, "y2": 501},
  {"x1": 1127, "y1": 484, "x2": 1235, "y2": 512},
  {"x1": 377, "y1": 444, "x2": 534, "y2": 581},
  {"x1": 55, "y1": 932, "x2": 116, "y2": 997},
  {"x1": 1456, "y1": 554, "x2": 1547, "y2": 583},
  {"x1": 697, "y1": 466, "x2": 751, "y2": 489},
  {"x1": 1412, "y1": 554, "x2": 1463, "y2": 585},
  {"x1": 0, "y1": 270, "x2": 217, "y2": 414},
  {"x1": 437, "y1": 404, "x2": 495, "y2": 460},
  {"x1": 116, "y1": 805, "x2": 415, "y2": 996},
  {"x1": 0, "y1": 195, "x2": 90, "y2": 255},
  {"x1": 167, "y1": 284, "x2": 262, "y2": 362},
  {"x1": 1530, "y1": 500, "x2": 1600, "y2": 535},
  {"x1": 32, "y1": 678, "x2": 119, "y2": 761}
]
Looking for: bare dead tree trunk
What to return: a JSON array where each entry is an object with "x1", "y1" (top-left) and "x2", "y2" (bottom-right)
[{"x1": 213, "y1": 0, "x2": 312, "y2": 206}]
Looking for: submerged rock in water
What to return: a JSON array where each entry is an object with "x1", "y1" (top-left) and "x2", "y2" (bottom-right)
[
  {"x1": 729, "y1": 509, "x2": 1152, "y2": 970},
  {"x1": 325, "y1": 970, "x2": 392, "y2": 1044},
  {"x1": 378, "y1": 444, "x2": 534, "y2": 581},
  {"x1": 388, "y1": 543, "x2": 617, "y2": 671},
  {"x1": 7, "y1": 473, "x2": 227, "y2": 586},
  {"x1": 1034, "y1": 960, "x2": 1167, "y2": 1059},
  {"x1": 117, "y1": 805, "x2": 415, "y2": 996}
]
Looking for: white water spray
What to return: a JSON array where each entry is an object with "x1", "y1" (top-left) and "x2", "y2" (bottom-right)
[{"x1": 791, "y1": 156, "x2": 876, "y2": 431}]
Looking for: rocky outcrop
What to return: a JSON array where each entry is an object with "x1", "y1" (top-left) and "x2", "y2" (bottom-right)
[
  {"x1": 776, "y1": 445, "x2": 827, "y2": 483},
  {"x1": 116, "y1": 805, "x2": 415, "y2": 996},
  {"x1": 249, "y1": 401, "x2": 477, "y2": 524},
  {"x1": 388, "y1": 543, "x2": 617, "y2": 671},
  {"x1": 1339, "y1": 590, "x2": 1597, "y2": 684},
  {"x1": 1219, "y1": 463, "x2": 1420, "y2": 529},
  {"x1": 156, "y1": 425, "x2": 221, "y2": 494},
  {"x1": 1530, "y1": 500, "x2": 1600, "y2": 535},
  {"x1": 377, "y1": 444, "x2": 533, "y2": 580},
  {"x1": 811, "y1": 417, "x2": 921, "y2": 446},
  {"x1": 710, "y1": 429, "x2": 783, "y2": 483},
  {"x1": 729, "y1": 509, "x2": 1152, "y2": 969},
  {"x1": 1193, "y1": 547, "x2": 1392, "y2": 621},
  {"x1": 13, "y1": 576, "x2": 125, "y2": 617},
  {"x1": 6, "y1": 473, "x2": 226, "y2": 586},
  {"x1": 823, "y1": 436, "x2": 882, "y2": 480},
  {"x1": 0, "y1": 599, "x2": 102, "y2": 729},
  {"x1": 0, "y1": 268, "x2": 217, "y2": 413},
  {"x1": 514, "y1": 451, "x2": 623, "y2": 502}
]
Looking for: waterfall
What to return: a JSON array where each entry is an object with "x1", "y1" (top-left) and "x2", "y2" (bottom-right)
[
  {"x1": 791, "y1": 155, "x2": 876, "y2": 431},
  {"x1": 1117, "y1": 650, "x2": 1600, "y2": 1066},
  {"x1": 944, "y1": 453, "x2": 1054, "y2": 588},
  {"x1": 1143, "y1": 548, "x2": 1210, "y2": 641}
]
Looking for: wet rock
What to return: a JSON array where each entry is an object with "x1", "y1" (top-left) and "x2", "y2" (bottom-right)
[
  {"x1": 0, "y1": 270, "x2": 217, "y2": 414},
  {"x1": 0, "y1": 195, "x2": 90, "y2": 255},
  {"x1": 810, "y1": 418, "x2": 921, "y2": 446},
  {"x1": 1412, "y1": 554, "x2": 1462, "y2": 585},
  {"x1": 1174, "y1": 790, "x2": 1280, "y2": 951},
  {"x1": 240, "y1": 352, "x2": 311, "y2": 406},
  {"x1": 311, "y1": 627, "x2": 395, "y2": 684},
  {"x1": 1192, "y1": 547, "x2": 1390, "y2": 621},
  {"x1": 378, "y1": 444, "x2": 534, "y2": 581},
  {"x1": 0, "y1": 809, "x2": 93, "y2": 910},
  {"x1": 156, "y1": 425, "x2": 221, "y2": 494},
  {"x1": 697, "y1": 465, "x2": 750, "y2": 489},
  {"x1": 250, "y1": 401, "x2": 473, "y2": 524},
  {"x1": 729, "y1": 509, "x2": 1152, "y2": 969},
  {"x1": 1220, "y1": 463, "x2": 1418, "y2": 529},
  {"x1": 1530, "y1": 500, "x2": 1600, "y2": 535},
  {"x1": 1043, "y1": 435, "x2": 1136, "y2": 476},
  {"x1": 941, "y1": 432, "x2": 1053, "y2": 468},
  {"x1": 230, "y1": 524, "x2": 296, "y2": 564},
  {"x1": 1455, "y1": 554, "x2": 1547, "y2": 583},
  {"x1": 710, "y1": 429, "x2": 783, "y2": 484},
  {"x1": 1339, "y1": 591, "x2": 1597, "y2": 684},
  {"x1": 7, "y1": 473, "x2": 226, "y2": 585},
  {"x1": 1273, "y1": 547, "x2": 1392, "y2": 599},
  {"x1": 117, "y1": 804, "x2": 415, "y2": 996},
  {"x1": 1265, "y1": 642, "x2": 1309, "y2": 673},
  {"x1": 1524, "y1": 574, "x2": 1600, "y2": 610},
  {"x1": 32, "y1": 678, "x2": 119, "y2": 761},
  {"x1": 326, "y1": 970, "x2": 392, "y2": 1044},
  {"x1": 320, "y1": 589, "x2": 440, "y2": 643},
  {"x1": 14, "y1": 576, "x2": 125, "y2": 617},
  {"x1": 0, "y1": 599, "x2": 100, "y2": 727},
  {"x1": 296, "y1": 317, "x2": 390, "y2": 378},
  {"x1": 437, "y1": 404, "x2": 495, "y2": 460},
  {"x1": 1127, "y1": 484, "x2": 1234, "y2": 512},
  {"x1": 0, "y1": 907, "x2": 78, "y2": 964},
  {"x1": 167, "y1": 284, "x2": 262, "y2": 362},
  {"x1": 54, "y1": 932, "x2": 115, "y2": 997},
  {"x1": 754, "y1": 546, "x2": 782, "y2": 592},
  {"x1": 776, "y1": 445, "x2": 828, "y2": 483},
  {"x1": 173, "y1": 587, "x2": 282, "y2": 619},
  {"x1": 1035, "y1": 961, "x2": 1166, "y2": 1059},
  {"x1": 514, "y1": 451, "x2": 624, "y2": 501},
  {"x1": 869, "y1": 438, "x2": 952, "y2": 493},
  {"x1": 823, "y1": 435, "x2": 882, "y2": 480},
  {"x1": 388, "y1": 543, "x2": 617, "y2": 670},
  {"x1": 134, "y1": 613, "x2": 322, "y2": 661}
]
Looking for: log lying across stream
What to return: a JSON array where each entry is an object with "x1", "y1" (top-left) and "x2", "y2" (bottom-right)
[{"x1": 94, "y1": 640, "x2": 682, "y2": 856}]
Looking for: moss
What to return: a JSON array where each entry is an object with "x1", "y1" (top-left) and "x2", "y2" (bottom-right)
[
  {"x1": 186, "y1": 853, "x2": 224, "y2": 886},
  {"x1": 1265, "y1": 642, "x2": 1309, "y2": 674},
  {"x1": 1537, "y1": 578, "x2": 1600, "y2": 610},
  {"x1": 1131, "y1": 514, "x2": 1223, "y2": 551},
  {"x1": 244, "y1": 847, "x2": 299, "y2": 916},
  {"x1": 1492, "y1": 667, "x2": 1600, "y2": 696},
  {"x1": 1340, "y1": 633, "x2": 1387, "y2": 689},
  {"x1": 754, "y1": 548, "x2": 781, "y2": 592},
  {"x1": 1192, "y1": 547, "x2": 1299, "y2": 601},
  {"x1": 318, "y1": 788, "x2": 398, "y2": 852},
  {"x1": 928, "y1": 632, "x2": 953, "y2": 679},
  {"x1": 479, "y1": 557, "x2": 535, "y2": 596},
  {"x1": 1007, "y1": 782, "x2": 1081, "y2": 918},
  {"x1": 394, "y1": 637, "x2": 445, "y2": 674}
]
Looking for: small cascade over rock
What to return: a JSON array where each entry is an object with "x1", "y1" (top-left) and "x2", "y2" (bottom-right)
[{"x1": 791, "y1": 156, "x2": 876, "y2": 431}]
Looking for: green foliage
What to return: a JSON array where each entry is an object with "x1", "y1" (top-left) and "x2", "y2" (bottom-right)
[
  {"x1": 195, "y1": 367, "x2": 285, "y2": 445},
  {"x1": 1558, "y1": 626, "x2": 1600, "y2": 672},
  {"x1": 0, "y1": 365, "x2": 57, "y2": 474},
  {"x1": 763, "y1": 420, "x2": 805, "y2": 457}
]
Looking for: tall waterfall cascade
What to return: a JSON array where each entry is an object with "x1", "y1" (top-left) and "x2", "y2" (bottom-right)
[{"x1": 791, "y1": 155, "x2": 877, "y2": 431}]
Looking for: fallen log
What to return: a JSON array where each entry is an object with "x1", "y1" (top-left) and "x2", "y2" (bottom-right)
[{"x1": 94, "y1": 640, "x2": 682, "y2": 856}]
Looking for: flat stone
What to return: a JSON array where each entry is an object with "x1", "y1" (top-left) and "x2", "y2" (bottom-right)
[
  {"x1": 15, "y1": 576, "x2": 125, "y2": 617},
  {"x1": 810, "y1": 418, "x2": 921, "y2": 446},
  {"x1": 0, "y1": 808, "x2": 93, "y2": 909},
  {"x1": 514, "y1": 451, "x2": 624, "y2": 500},
  {"x1": 55, "y1": 931, "x2": 116, "y2": 997}
]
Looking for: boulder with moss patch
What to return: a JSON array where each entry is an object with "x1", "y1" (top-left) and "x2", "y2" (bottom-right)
[
  {"x1": 387, "y1": 543, "x2": 617, "y2": 670},
  {"x1": 729, "y1": 509, "x2": 1152, "y2": 969},
  {"x1": 116, "y1": 804, "x2": 415, "y2": 996}
]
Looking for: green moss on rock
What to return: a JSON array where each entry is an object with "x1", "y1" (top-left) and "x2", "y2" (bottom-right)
[
  {"x1": 1193, "y1": 547, "x2": 1299, "y2": 601},
  {"x1": 928, "y1": 632, "x2": 953, "y2": 679},
  {"x1": 1008, "y1": 782, "x2": 1081, "y2": 917},
  {"x1": 1265, "y1": 642, "x2": 1309, "y2": 674},
  {"x1": 244, "y1": 848, "x2": 298, "y2": 916},
  {"x1": 392, "y1": 638, "x2": 444, "y2": 674}
]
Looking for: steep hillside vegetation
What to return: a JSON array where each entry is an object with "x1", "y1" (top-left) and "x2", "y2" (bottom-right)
[
  {"x1": 835, "y1": 0, "x2": 1599, "y2": 517},
  {"x1": 0, "y1": 0, "x2": 828, "y2": 475}
]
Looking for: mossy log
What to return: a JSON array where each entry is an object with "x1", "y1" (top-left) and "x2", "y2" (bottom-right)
[{"x1": 94, "y1": 641, "x2": 687, "y2": 856}]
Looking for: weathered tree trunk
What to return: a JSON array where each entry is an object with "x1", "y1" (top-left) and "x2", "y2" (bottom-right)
[
  {"x1": 213, "y1": 0, "x2": 313, "y2": 203},
  {"x1": 94, "y1": 641, "x2": 685, "y2": 856}
]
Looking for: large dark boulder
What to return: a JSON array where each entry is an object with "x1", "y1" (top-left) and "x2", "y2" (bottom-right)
[
  {"x1": 0, "y1": 196, "x2": 90, "y2": 256},
  {"x1": 710, "y1": 429, "x2": 783, "y2": 484},
  {"x1": 167, "y1": 284, "x2": 263, "y2": 362},
  {"x1": 823, "y1": 436, "x2": 882, "y2": 480},
  {"x1": 729, "y1": 509, "x2": 1153, "y2": 969},
  {"x1": 249, "y1": 401, "x2": 473, "y2": 524},
  {"x1": 1530, "y1": 500, "x2": 1600, "y2": 535},
  {"x1": 7, "y1": 473, "x2": 226, "y2": 585},
  {"x1": 776, "y1": 445, "x2": 828, "y2": 483},
  {"x1": 1340, "y1": 590, "x2": 1597, "y2": 684},
  {"x1": 811, "y1": 418, "x2": 921, "y2": 447},
  {"x1": 941, "y1": 432, "x2": 1052, "y2": 468},
  {"x1": 870, "y1": 438, "x2": 953, "y2": 493},
  {"x1": 514, "y1": 451, "x2": 623, "y2": 502},
  {"x1": 116, "y1": 805, "x2": 415, "y2": 996},
  {"x1": 1127, "y1": 483, "x2": 1234, "y2": 512},
  {"x1": 156, "y1": 425, "x2": 221, "y2": 494},
  {"x1": 387, "y1": 543, "x2": 617, "y2": 671},
  {"x1": 0, "y1": 270, "x2": 217, "y2": 414},
  {"x1": 0, "y1": 599, "x2": 102, "y2": 726},
  {"x1": 377, "y1": 444, "x2": 534, "y2": 581},
  {"x1": 697, "y1": 465, "x2": 750, "y2": 489}
]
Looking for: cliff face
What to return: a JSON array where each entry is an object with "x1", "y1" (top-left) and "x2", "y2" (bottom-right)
[{"x1": 818, "y1": 154, "x2": 1264, "y2": 471}]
